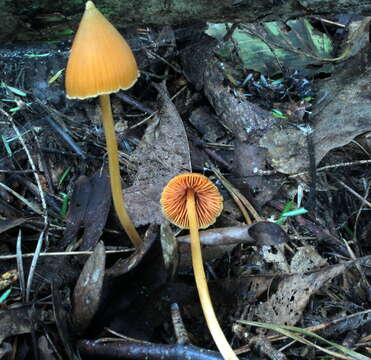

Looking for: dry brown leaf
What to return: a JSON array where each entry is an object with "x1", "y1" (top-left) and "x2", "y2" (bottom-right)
[
  {"x1": 256, "y1": 260, "x2": 357, "y2": 326},
  {"x1": 260, "y1": 245, "x2": 290, "y2": 273},
  {"x1": 62, "y1": 168, "x2": 111, "y2": 250},
  {"x1": 260, "y1": 47, "x2": 371, "y2": 174},
  {"x1": 0, "y1": 218, "x2": 28, "y2": 234},
  {"x1": 124, "y1": 182, "x2": 165, "y2": 227},
  {"x1": 0, "y1": 307, "x2": 35, "y2": 343},
  {"x1": 106, "y1": 224, "x2": 158, "y2": 277},
  {"x1": 125, "y1": 82, "x2": 191, "y2": 227}
]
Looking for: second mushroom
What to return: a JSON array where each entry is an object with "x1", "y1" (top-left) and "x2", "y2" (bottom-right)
[{"x1": 161, "y1": 173, "x2": 239, "y2": 360}]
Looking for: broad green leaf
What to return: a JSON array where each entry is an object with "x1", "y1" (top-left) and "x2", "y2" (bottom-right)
[{"x1": 206, "y1": 19, "x2": 334, "y2": 76}]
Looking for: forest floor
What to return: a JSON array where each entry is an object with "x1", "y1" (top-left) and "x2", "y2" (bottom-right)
[{"x1": 0, "y1": 9, "x2": 370, "y2": 360}]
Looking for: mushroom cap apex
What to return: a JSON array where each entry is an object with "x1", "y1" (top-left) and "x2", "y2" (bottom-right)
[
  {"x1": 65, "y1": 0, "x2": 139, "y2": 99},
  {"x1": 85, "y1": 1, "x2": 95, "y2": 10}
]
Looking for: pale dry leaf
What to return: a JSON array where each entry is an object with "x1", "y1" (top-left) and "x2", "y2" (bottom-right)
[
  {"x1": 125, "y1": 82, "x2": 191, "y2": 226},
  {"x1": 260, "y1": 245, "x2": 290, "y2": 273},
  {"x1": 256, "y1": 262, "x2": 349, "y2": 326},
  {"x1": 290, "y1": 245, "x2": 327, "y2": 273}
]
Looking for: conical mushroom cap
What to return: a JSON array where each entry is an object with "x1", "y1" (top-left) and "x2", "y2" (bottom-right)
[{"x1": 65, "y1": 1, "x2": 139, "y2": 99}]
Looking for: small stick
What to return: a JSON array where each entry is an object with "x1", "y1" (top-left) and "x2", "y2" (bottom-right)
[
  {"x1": 0, "y1": 249, "x2": 132, "y2": 261},
  {"x1": 78, "y1": 339, "x2": 225, "y2": 360},
  {"x1": 171, "y1": 303, "x2": 190, "y2": 345}
]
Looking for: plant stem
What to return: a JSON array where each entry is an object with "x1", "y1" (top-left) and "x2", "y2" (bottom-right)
[
  {"x1": 186, "y1": 188, "x2": 238, "y2": 360},
  {"x1": 99, "y1": 94, "x2": 142, "y2": 249}
]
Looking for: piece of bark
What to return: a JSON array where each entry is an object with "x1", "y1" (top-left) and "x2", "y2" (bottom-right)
[
  {"x1": 178, "y1": 222, "x2": 288, "y2": 246},
  {"x1": 178, "y1": 222, "x2": 288, "y2": 269}
]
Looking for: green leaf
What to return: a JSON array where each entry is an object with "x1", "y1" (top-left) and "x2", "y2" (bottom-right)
[
  {"x1": 206, "y1": 19, "x2": 334, "y2": 76},
  {"x1": 2, "y1": 83, "x2": 27, "y2": 97},
  {"x1": 276, "y1": 200, "x2": 293, "y2": 224},
  {"x1": 55, "y1": 29, "x2": 74, "y2": 36},
  {"x1": 24, "y1": 53, "x2": 50, "y2": 58},
  {"x1": 271, "y1": 109, "x2": 287, "y2": 119},
  {"x1": 0, "y1": 288, "x2": 12, "y2": 303},
  {"x1": 59, "y1": 192, "x2": 70, "y2": 218},
  {"x1": 48, "y1": 68, "x2": 65, "y2": 84},
  {"x1": 281, "y1": 207, "x2": 308, "y2": 217},
  {"x1": 1, "y1": 135, "x2": 12, "y2": 155},
  {"x1": 58, "y1": 167, "x2": 71, "y2": 186}
]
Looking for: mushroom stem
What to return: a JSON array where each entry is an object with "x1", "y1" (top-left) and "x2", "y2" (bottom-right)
[
  {"x1": 99, "y1": 94, "x2": 142, "y2": 249},
  {"x1": 186, "y1": 188, "x2": 238, "y2": 360}
]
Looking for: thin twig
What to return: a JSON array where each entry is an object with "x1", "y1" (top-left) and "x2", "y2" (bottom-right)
[
  {"x1": 0, "y1": 182, "x2": 43, "y2": 215},
  {"x1": 0, "y1": 249, "x2": 133, "y2": 261},
  {"x1": 129, "y1": 85, "x2": 187, "y2": 129},
  {"x1": 42, "y1": 115, "x2": 87, "y2": 159},
  {"x1": 16, "y1": 230, "x2": 26, "y2": 301},
  {"x1": 171, "y1": 303, "x2": 190, "y2": 345},
  {"x1": 290, "y1": 159, "x2": 371, "y2": 178},
  {"x1": 0, "y1": 169, "x2": 37, "y2": 173},
  {"x1": 78, "y1": 338, "x2": 224, "y2": 360},
  {"x1": 252, "y1": 159, "x2": 371, "y2": 177},
  {"x1": 208, "y1": 163, "x2": 262, "y2": 222},
  {"x1": 235, "y1": 309, "x2": 371, "y2": 354},
  {"x1": 335, "y1": 178, "x2": 371, "y2": 208}
]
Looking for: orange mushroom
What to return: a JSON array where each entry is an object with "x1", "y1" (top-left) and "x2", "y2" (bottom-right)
[
  {"x1": 65, "y1": 1, "x2": 141, "y2": 248},
  {"x1": 161, "y1": 173, "x2": 238, "y2": 360}
]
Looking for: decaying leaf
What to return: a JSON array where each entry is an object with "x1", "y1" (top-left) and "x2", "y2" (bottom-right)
[
  {"x1": 0, "y1": 307, "x2": 35, "y2": 344},
  {"x1": 124, "y1": 182, "x2": 165, "y2": 227},
  {"x1": 160, "y1": 221, "x2": 179, "y2": 279},
  {"x1": 260, "y1": 245, "x2": 290, "y2": 273},
  {"x1": 259, "y1": 46, "x2": 371, "y2": 174},
  {"x1": 290, "y1": 245, "x2": 327, "y2": 273},
  {"x1": 125, "y1": 82, "x2": 191, "y2": 227},
  {"x1": 131, "y1": 82, "x2": 191, "y2": 185},
  {"x1": 62, "y1": 168, "x2": 111, "y2": 250},
  {"x1": 0, "y1": 218, "x2": 28, "y2": 234},
  {"x1": 0, "y1": 269, "x2": 18, "y2": 291},
  {"x1": 73, "y1": 242, "x2": 105, "y2": 334},
  {"x1": 256, "y1": 258, "x2": 369, "y2": 327},
  {"x1": 206, "y1": 19, "x2": 334, "y2": 76},
  {"x1": 106, "y1": 224, "x2": 158, "y2": 278}
]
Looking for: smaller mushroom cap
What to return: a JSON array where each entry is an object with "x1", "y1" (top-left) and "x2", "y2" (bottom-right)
[
  {"x1": 65, "y1": 1, "x2": 139, "y2": 99},
  {"x1": 161, "y1": 173, "x2": 223, "y2": 229}
]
